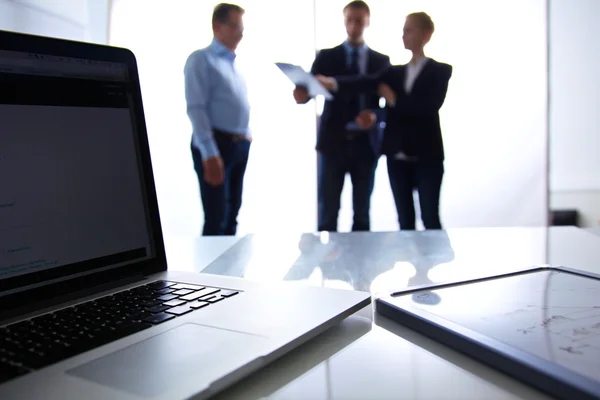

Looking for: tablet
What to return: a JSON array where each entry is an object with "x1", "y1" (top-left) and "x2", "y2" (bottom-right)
[
  {"x1": 376, "y1": 266, "x2": 600, "y2": 400},
  {"x1": 275, "y1": 62, "x2": 334, "y2": 100}
]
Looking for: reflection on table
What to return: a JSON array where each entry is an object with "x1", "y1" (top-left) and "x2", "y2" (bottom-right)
[{"x1": 197, "y1": 228, "x2": 551, "y2": 296}]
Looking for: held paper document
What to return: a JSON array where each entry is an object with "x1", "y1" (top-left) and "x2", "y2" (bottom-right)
[{"x1": 275, "y1": 62, "x2": 333, "y2": 100}]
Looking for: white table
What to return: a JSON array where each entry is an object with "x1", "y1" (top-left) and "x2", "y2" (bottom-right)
[
  {"x1": 586, "y1": 227, "x2": 600, "y2": 237},
  {"x1": 164, "y1": 227, "x2": 600, "y2": 399}
]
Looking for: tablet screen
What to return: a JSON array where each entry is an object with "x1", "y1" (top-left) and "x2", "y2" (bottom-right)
[{"x1": 391, "y1": 269, "x2": 600, "y2": 382}]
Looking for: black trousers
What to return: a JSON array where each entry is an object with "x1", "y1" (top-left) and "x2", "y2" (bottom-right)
[
  {"x1": 387, "y1": 158, "x2": 444, "y2": 230},
  {"x1": 191, "y1": 133, "x2": 250, "y2": 236},
  {"x1": 317, "y1": 134, "x2": 378, "y2": 232}
]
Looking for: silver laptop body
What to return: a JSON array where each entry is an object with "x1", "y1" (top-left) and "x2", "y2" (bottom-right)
[{"x1": 0, "y1": 30, "x2": 370, "y2": 399}]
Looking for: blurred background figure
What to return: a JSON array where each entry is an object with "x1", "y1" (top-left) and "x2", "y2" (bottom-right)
[
  {"x1": 184, "y1": 3, "x2": 252, "y2": 236},
  {"x1": 318, "y1": 12, "x2": 452, "y2": 230},
  {"x1": 294, "y1": 1, "x2": 391, "y2": 232}
]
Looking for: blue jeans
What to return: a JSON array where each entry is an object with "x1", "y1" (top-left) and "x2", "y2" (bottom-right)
[
  {"x1": 387, "y1": 158, "x2": 444, "y2": 230},
  {"x1": 191, "y1": 135, "x2": 250, "y2": 236},
  {"x1": 317, "y1": 135, "x2": 378, "y2": 232}
]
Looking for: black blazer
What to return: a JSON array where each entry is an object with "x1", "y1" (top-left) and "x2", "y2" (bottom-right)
[
  {"x1": 335, "y1": 59, "x2": 452, "y2": 161},
  {"x1": 310, "y1": 44, "x2": 391, "y2": 155}
]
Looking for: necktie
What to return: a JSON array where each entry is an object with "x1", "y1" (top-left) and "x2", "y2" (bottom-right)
[
  {"x1": 350, "y1": 48, "x2": 360, "y2": 75},
  {"x1": 348, "y1": 49, "x2": 365, "y2": 127}
]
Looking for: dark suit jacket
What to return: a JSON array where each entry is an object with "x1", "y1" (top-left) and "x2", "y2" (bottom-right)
[
  {"x1": 309, "y1": 44, "x2": 391, "y2": 156},
  {"x1": 335, "y1": 59, "x2": 452, "y2": 161}
]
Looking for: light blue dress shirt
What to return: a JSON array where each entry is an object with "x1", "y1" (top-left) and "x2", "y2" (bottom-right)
[
  {"x1": 342, "y1": 41, "x2": 368, "y2": 130},
  {"x1": 184, "y1": 38, "x2": 250, "y2": 160}
]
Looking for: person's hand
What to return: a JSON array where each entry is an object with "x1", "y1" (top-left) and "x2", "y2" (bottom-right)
[
  {"x1": 378, "y1": 83, "x2": 396, "y2": 106},
  {"x1": 293, "y1": 85, "x2": 309, "y2": 103},
  {"x1": 316, "y1": 75, "x2": 337, "y2": 91},
  {"x1": 355, "y1": 110, "x2": 377, "y2": 130},
  {"x1": 202, "y1": 155, "x2": 224, "y2": 186}
]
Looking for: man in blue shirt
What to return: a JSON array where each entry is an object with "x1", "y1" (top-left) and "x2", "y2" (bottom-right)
[
  {"x1": 184, "y1": 3, "x2": 251, "y2": 236},
  {"x1": 294, "y1": 1, "x2": 390, "y2": 232}
]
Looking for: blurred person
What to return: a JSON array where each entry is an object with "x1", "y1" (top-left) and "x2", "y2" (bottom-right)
[
  {"x1": 294, "y1": 1, "x2": 391, "y2": 232},
  {"x1": 317, "y1": 12, "x2": 452, "y2": 230},
  {"x1": 184, "y1": 3, "x2": 251, "y2": 236}
]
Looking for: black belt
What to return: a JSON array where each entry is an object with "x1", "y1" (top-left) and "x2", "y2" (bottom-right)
[
  {"x1": 345, "y1": 129, "x2": 369, "y2": 140},
  {"x1": 213, "y1": 128, "x2": 247, "y2": 143}
]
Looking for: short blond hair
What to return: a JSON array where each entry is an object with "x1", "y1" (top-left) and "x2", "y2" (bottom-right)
[{"x1": 407, "y1": 12, "x2": 434, "y2": 34}]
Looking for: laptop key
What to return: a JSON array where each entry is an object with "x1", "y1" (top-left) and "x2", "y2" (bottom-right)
[
  {"x1": 148, "y1": 281, "x2": 177, "y2": 290},
  {"x1": 189, "y1": 301, "x2": 210, "y2": 309},
  {"x1": 143, "y1": 299, "x2": 163, "y2": 307},
  {"x1": 155, "y1": 288, "x2": 176, "y2": 295},
  {"x1": 171, "y1": 283, "x2": 204, "y2": 291},
  {"x1": 162, "y1": 300, "x2": 185, "y2": 307},
  {"x1": 143, "y1": 313, "x2": 175, "y2": 324},
  {"x1": 219, "y1": 290, "x2": 239, "y2": 298},
  {"x1": 111, "y1": 322, "x2": 152, "y2": 338},
  {"x1": 147, "y1": 305, "x2": 170, "y2": 314},
  {"x1": 179, "y1": 292, "x2": 207, "y2": 302},
  {"x1": 156, "y1": 294, "x2": 178, "y2": 302},
  {"x1": 165, "y1": 305, "x2": 194, "y2": 316},
  {"x1": 129, "y1": 311, "x2": 153, "y2": 320},
  {"x1": 206, "y1": 296, "x2": 225, "y2": 303},
  {"x1": 172, "y1": 289, "x2": 194, "y2": 296},
  {"x1": 197, "y1": 287, "x2": 221, "y2": 297},
  {"x1": 198, "y1": 294, "x2": 218, "y2": 302}
]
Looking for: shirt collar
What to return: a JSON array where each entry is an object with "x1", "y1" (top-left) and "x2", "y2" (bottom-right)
[
  {"x1": 409, "y1": 56, "x2": 429, "y2": 69},
  {"x1": 343, "y1": 40, "x2": 368, "y2": 55},
  {"x1": 208, "y1": 38, "x2": 236, "y2": 61}
]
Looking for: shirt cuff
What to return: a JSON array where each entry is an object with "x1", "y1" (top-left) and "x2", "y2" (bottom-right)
[
  {"x1": 331, "y1": 79, "x2": 339, "y2": 92},
  {"x1": 196, "y1": 138, "x2": 220, "y2": 160}
]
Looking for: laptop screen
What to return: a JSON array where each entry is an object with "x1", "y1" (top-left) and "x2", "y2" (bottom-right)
[{"x1": 0, "y1": 49, "x2": 155, "y2": 295}]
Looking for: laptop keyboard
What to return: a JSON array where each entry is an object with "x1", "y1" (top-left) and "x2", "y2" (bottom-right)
[{"x1": 0, "y1": 280, "x2": 239, "y2": 384}]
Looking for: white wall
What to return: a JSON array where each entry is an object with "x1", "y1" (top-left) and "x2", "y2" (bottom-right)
[
  {"x1": 549, "y1": 0, "x2": 600, "y2": 227},
  {"x1": 0, "y1": 0, "x2": 109, "y2": 44}
]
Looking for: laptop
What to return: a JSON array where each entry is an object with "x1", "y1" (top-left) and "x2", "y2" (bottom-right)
[{"x1": 0, "y1": 30, "x2": 371, "y2": 399}]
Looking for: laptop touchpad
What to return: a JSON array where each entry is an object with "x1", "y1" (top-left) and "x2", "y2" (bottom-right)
[{"x1": 68, "y1": 323, "x2": 268, "y2": 397}]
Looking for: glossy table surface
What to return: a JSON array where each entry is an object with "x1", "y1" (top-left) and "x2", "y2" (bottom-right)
[
  {"x1": 587, "y1": 226, "x2": 600, "y2": 237},
  {"x1": 164, "y1": 227, "x2": 600, "y2": 399}
]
